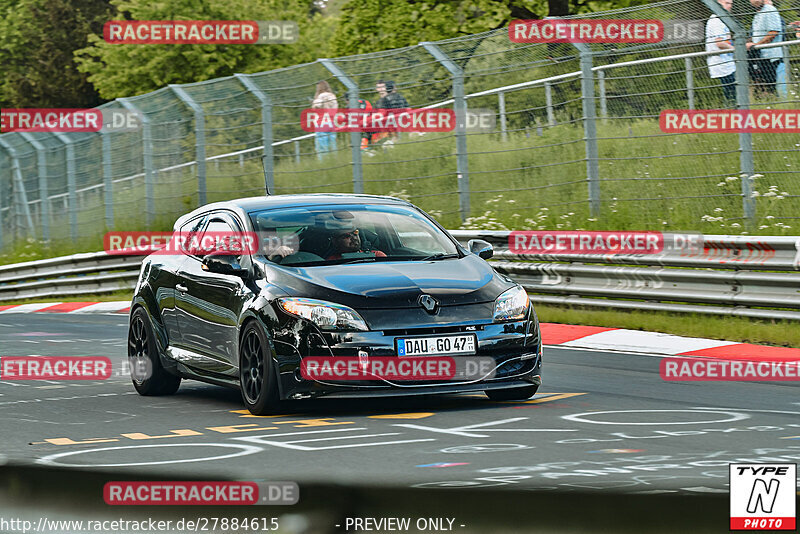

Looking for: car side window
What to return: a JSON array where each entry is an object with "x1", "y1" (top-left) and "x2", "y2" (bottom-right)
[
  {"x1": 179, "y1": 215, "x2": 207, "y2": 257},
  {"x1": 200, "y1": 218, "x2": 243, "y2": 263}
]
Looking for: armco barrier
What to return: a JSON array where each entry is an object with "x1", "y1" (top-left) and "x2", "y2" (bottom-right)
[{"x1": 1, "y1": 233, "x2": 799, "y2": 320}]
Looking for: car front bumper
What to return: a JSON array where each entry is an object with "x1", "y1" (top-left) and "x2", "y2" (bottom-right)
[{"x1": 271, "y1": 306, "x2": 542, "y2": 400}]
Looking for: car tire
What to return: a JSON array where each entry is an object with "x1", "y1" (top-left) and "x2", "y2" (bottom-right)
[
  {"x1": 485, "y1": 385, "x2": 538, "y2": 401},
  {"x1": 128, "y1": 307, "x2": 181, "y2": 396},
  {"x1": 239, "y1": 321, "x2": 281, "y2": 415}
]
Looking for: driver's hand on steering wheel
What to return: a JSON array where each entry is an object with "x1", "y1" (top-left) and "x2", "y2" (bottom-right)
[{"x1": 268, "y1": 245, "x2": 296, "y2": 261}]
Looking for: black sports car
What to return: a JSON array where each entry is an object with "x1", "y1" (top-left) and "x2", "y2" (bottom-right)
[{"x1": 128, "y1": 194, "x2": 542, "y2": 414}]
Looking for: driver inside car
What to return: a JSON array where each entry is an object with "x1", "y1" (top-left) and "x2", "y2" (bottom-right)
[{"x1": 326, "y1": 219, "x2": 386, "y2": 260}]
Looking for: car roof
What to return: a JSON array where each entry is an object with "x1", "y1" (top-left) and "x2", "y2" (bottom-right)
[{"x1": 173, "y1": 194, "x2": 413, "y2": 229}]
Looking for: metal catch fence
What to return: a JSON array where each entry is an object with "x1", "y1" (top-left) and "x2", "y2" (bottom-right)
[{"x1": 2, "y1": 0, "x2": 800, "y2": 256}]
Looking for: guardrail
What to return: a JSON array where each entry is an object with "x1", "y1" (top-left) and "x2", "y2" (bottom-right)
[
  {"x1": 0, "y1": 251, "x2": 144, "y2": 302},
  {"x1": 2, "y1": 232, "x2": 800, "y2": 320}
]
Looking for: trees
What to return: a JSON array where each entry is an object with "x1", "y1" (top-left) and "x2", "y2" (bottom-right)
[
  {"x1": 330, "y1": 0, "x2": 650, "y2": 57},
  {"x1": 74, "y1": 0, "x2": 335, "y2": 99},
  {"x1": 0, "y1": 0, "x2": 112, "y2": 108}
]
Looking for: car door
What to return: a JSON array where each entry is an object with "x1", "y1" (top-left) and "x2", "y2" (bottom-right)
[
  {"x1": 175, "y1": 212, "x2": 252, "y2": 375},
  {"x1": 159, "y1": 214, "x2": 206, "y2": 347}
]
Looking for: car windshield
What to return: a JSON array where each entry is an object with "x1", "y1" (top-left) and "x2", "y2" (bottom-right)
[{"x1": 248, "y1": 204, "x2": 460, "y2": 266}]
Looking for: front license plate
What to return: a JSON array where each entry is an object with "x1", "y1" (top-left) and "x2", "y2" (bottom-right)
[{"x1": 396, "y1": 334, "x2": 476, "y2": 357}]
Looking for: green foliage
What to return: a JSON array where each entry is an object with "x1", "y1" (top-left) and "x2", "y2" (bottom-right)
[
  {"x1": 330, "y1": 0, "x2": 652, "y2": 57},
  {"x1": 330, "y1": 0, "x2": 541, "y2": 56},
  {"x1": 74, "y1": 0, "x2": 335, "y2": 99},
  {"x1": 0, "y1": 0, "x2": 112, "y2": 108}
]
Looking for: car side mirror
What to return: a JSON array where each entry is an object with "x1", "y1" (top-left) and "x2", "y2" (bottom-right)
[
  {"x1": 467, "y1": 239, "x2": 493, "y2": 260},
  {"x1": 202, "y1": 254, "x2": 248, "y2": 277}
]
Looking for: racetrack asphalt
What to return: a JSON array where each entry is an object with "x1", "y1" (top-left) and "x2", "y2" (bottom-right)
[{"x1": 1, "y1": 312, "x2": 799, "y2": 495}]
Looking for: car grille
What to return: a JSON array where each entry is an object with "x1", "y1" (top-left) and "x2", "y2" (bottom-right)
[{"x1": 382, "y1": 325, "x2": 485, "y2": 337}]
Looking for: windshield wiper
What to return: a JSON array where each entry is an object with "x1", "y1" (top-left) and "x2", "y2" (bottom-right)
[
  {"x1": 337, "y1": 257, "x2": 380, "y2": 264},
  {"x1": 419, "y1": 253, "x2": 460, "y2": 261}
]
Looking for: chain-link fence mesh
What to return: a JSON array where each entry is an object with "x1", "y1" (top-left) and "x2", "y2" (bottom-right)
[{"x1": 2, "y1": 0, "x2": 800, "y2": 257}]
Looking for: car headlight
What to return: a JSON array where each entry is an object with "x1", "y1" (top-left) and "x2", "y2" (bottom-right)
[
  {"x1": 278, "y1": 298, "x2": 368, "y2": 331},
  {"x1": 493, "y1": 286, "x2": 529, "y2": 322}
]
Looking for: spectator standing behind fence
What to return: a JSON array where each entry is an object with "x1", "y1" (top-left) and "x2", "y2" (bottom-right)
[
  {"x1": 375, "y1": 80, "x2": 409, "y2": 145},
  {"x1": 312, "y1": 81, "x2": 338, "y2": 160},
  {"x1": 706, "y1": 0, "x2": 736, "y2": 106},
  {"x1": 747, "y1": 0, "x2": 783, "y2": 98}
]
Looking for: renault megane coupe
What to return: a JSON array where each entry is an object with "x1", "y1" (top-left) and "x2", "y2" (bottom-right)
[{"x1": 128, "y1": 194, "x2": 542, "y2": 414}]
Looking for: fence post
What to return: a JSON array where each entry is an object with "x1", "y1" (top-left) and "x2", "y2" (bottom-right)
[
  {"x1": 597, "y1": 70, "x2": 608, "y2": 117},
  {"x1": 319, "y1": 59, "x2": 363, "y2": 194},
  {"x1": 0, "y1": 139, "x2": 35, "y2": 241},
  {"x1": 235, "y1": 74, "x2": 274, "y2": 195},
  {"x1": 0, "y1": 148, "x2": 5, "y2": 250},
  {"x1": 169, "y1": 85, "x2": 207, "y2": 205},
  {"x1": 50, "y1": 133, "x2": 78, "y2": 241},
  {"x1": 420, "y1": 42, "x2": 470, "y2": 222},
  {"x1": 99, "y1": 129, "x2": 115, "y2": 229},
  {"x1": 573, "y1": 43, "x2": 601, "y2": 218},
  {"x1": 497, "y1": 92, "x2": 508, "y2": 141},
  {"x1": 545, "y1": 82, "x2": 555, "y2": 126},
  {"x1": 119, "y1": 99, "x2": 153, "y2": 227},
  {"x1": 18, "y1": 133, "x2": 51, "y2": 241},
  {"x1": 294, "y1": 141, "x2": 300, "y2": 164},
  {"x1": 703, "y1": 0, "x2": 755, "y2": 224},
  {"x1": 685, "y1": 57, "x2": 695, "y2": 110},
  {"x1": 782, "y1": 43, "x2": 791, "y2": 84}
]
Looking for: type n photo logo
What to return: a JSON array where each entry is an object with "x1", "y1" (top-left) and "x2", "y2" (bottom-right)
[{"x1": 730, "y1": 463, "x2": 796, "y2": 530}]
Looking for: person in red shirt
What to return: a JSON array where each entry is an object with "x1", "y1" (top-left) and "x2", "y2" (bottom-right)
[{"x1": 327, "y1": 227, "x2": 386, "y2": 260}]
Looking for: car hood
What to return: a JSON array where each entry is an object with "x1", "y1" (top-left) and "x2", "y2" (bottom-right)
[{"x1": 267, "y1": 254, "x2": 513, "y2": 309}]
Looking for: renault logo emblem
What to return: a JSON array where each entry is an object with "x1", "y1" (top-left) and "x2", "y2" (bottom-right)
[{"x1": 418, "y1": 294, "x2": 438, "y2": 314}]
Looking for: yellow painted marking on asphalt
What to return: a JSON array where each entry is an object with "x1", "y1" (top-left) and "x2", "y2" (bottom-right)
[
  {"x1": 230, "y1": 410, "x2": 301, "y2": 418},
  {"x1": 120, "y1": 429, "x2": 203, "y2": 440},
  {"x1": 462, "y1": 392, "x2": 586, "y2": 404},
  {"x1": 273, "y1": 418, "x2": 353, "y2": 428},
  {"x1": 44, "y1": 437, "x2": 119, "y2": 445},
  {"x1": 368, "y1": 413, "x2": 435, "y2": 420},
  {"x1": 779, "y1": 435, "x2": 800, "y2": 440},
  {"x1": 515, "y1": 392, "x2": 587, "y2": 404},
  {"x1": 207, "y1": 424, "x2": 279, "y2": 434},
  {"x1": 36, "y1": 385, "x2": 66, "y2": 389}
]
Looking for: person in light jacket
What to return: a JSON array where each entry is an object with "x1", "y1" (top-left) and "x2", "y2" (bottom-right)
[{"x1": 312, "y1": 81, "x2": 338, "y2": 160}]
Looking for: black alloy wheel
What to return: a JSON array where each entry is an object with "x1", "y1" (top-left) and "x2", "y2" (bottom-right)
[
  {"x1": 239, "y1": 321, "x2": 280, "y2": 415},
  {"x1": 128, "y1": 307, "x2": 181, "y2": 395}
]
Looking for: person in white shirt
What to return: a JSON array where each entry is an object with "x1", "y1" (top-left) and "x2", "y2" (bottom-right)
[
  {"x1": 747, "y1": 0, "x2": 784, "y2": 98},
  {"x1": 706, "y1": 0, "x2": 736, "y2": 106},
  {"x1": 311, "y1": 81, "x2": 339, "y2": 160}
]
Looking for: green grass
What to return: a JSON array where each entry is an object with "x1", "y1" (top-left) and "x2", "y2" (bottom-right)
[
  {"x1": 2, "y1": 118, "x2": 798, "y2": 266},
  {"x1": 1, "y1": 117, "x2": 798, "y2": 345},
  {"x1": 536, "y1": 303, "x2": 800, "y2": 348}
]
